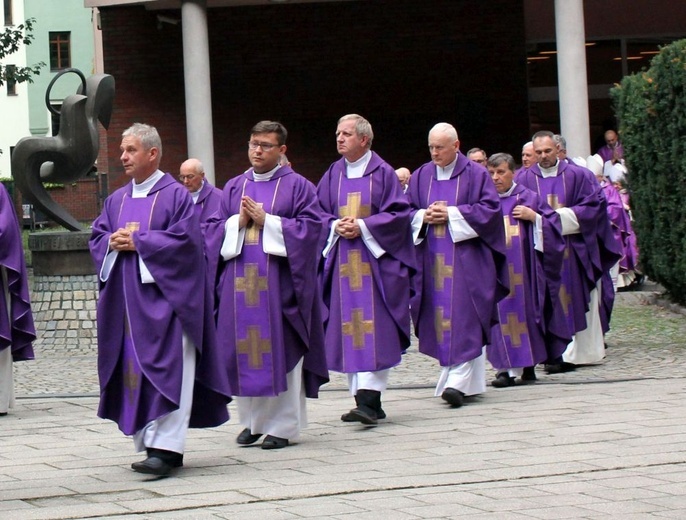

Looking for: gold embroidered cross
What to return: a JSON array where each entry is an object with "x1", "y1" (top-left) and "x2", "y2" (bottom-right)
[
  {"x1": 434, "y1": 306, "x2": 451, "y2": 344},
  {"x1": 339, "y1": 250, "x2": 371, "y2": 291},
  {"x1": 237, "y1": 326, "x2": 272, "y2": 369},
  {"x1": 340, "y1": 192, "x2": 371, "y2": 219},
  {"x1": 501, "y1": 312, "x2": 528, "y2": 347},
  {"x1": 508, "y1": 263, "x2": 524, "y2": 296},
  {"x1": 235, "y1": 264, "x2": 268, "y2": 307},
  {"x1": 504, "y1": 215, "x2": 520, "y2": 248},
  {"x1": 123, "y1": 359, "x2": 140, "y2": 405},
  {"x1": 432, "y1": 253, "x2": 453, "y2": 292},
  {"x1": 342, "y1": 308, "x2": 374, "y2": 349}
]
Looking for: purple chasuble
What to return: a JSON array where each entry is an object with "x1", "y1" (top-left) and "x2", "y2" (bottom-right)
[
  {"x1": 517, "y1": 162, "x2": 622, "y2": 336},
  {"x1": 317, "y1": 152, "x2": 415, "y2": 373},
  {"x1": 90, "y1": 173, "x2": 231, "y2": 436},
  {"x1": 597, "y1": 143, "x2": 624, "y2": 164},
  {"x1": 0, "y1": 183, "x2": 36, "y2": 361},
  {"x1": 486, "y1": 185, "x2": 568, "y2": 370},
  {"x1": 194, "y1": 181, "x2": 223, "y2": 223},
  {"x1": 408, "y1": 155, "x2": 509, "y2": 367},
  {"x1": 205, "y1": 167, "x2": 329, "y2": 398}
]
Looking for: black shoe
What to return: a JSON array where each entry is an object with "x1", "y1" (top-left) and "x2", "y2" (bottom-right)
[
  {"x1": 237, "y1": 428, "x2": 263, "y2": 445},
  {"x1": 521, "y1": 366, "x2": 537, "y2": 383},
  {"x1": 341, "y1": 407, "x2": 378, "y2": 425},
  {"x1": 377, "y1": 407, "x2": 387, "y2": 420},
  {"x1": 261, "y1": 435, "x2": 289, "y2": 450},
  {"x1": 545, "y1": 362, "x2": 576, "y2": 374},
  {"x1": 491, "y1": 372, "x2": 516, "y2": 388},
  {"x1": 0, "y1": 412, "x2": 7, "y2": 416},
  {"x1": 131, "y1": 453, "x2": 180, "y2": 476},
  {"x1": 441, "y1": 388, "x2": 464, "y2": 407}
]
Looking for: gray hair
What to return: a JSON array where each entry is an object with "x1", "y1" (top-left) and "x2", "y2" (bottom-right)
[
  {"x1": 467, "y1": 147, "x2": 486, "y2": 157},
  {"x1": 553, "y1": 134, "x2": 567, "y2": 150},
  {"x1": 122, "y1": 123, "x2": 162, "y2": 158},
  {"x1": 487, "y1": 152, "x2": 516, "y2": 172},
  {"x1": 532, "y1": 130, "x2": 555, "y2": 142},
  {"x1": 522, "y1": 141, "x2": 533, "y2": 151},
  {"x1": 338, "y1": 114, "x2": 374, "y2": 147},
  {"x1": 429, "y1": 122, "x2": 459, "y2": 141}
]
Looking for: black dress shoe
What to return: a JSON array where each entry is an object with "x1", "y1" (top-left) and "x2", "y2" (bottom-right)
[
  {"x1": 341, "y1": 407, "x2": 378, "y2": 425},
  {"x1": 441, "y1": 388, "x2": 464, "y2": 407},
  {"x1": 237, "y1": 428, "x2": 263, "y2": 445},
  {"x1": 521, "y1": 366, "x2": 537, "y2": 383},
  {"x1": 491, "y1": 372, "x2": 516, "y2": 388},
  {"x1": 261, "y1": 435, "x2": 289, "y2": 449},
  {"x1": 0, "y1": 412, "x2": 7, "y2": 416},
  {"x1": 545, "y1": 362, "x2": 576, "y2": 374},
  {"x1": 131, "y1": 456, "x2": 174, "y2": 476}
]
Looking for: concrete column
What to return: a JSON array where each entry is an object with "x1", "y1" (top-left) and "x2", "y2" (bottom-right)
[
  {"x1": 181, "y1": 0, "x2": 215, "y2": 184},
  {"x1": 554, "y1": 0, "x2": 590, "y2": 159}
]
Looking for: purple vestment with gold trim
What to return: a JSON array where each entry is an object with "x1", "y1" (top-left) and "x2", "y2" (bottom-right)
[
  {"x1": 205, "y1": 166, "x2": 329, "y2": 398},
  {"x1": 408, "y1": 154, "x2": 509, "y2": 367},
  {"x1": 317, "y1": 152, "x2": 415, "y2": 373},
  {"x1": 90, "y1": 173, "x2": 231, "y2": 435}
]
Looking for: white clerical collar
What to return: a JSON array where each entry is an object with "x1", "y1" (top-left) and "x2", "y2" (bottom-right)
[
  {"x1": 498, "y1": 182, "x2": 517, "y2": 198},
  {"x1": 252, "y1": 164, "x2": 280, "y2": 182},
  {"x1": 344, "y1": 150, "x2": 372, "y2": 179},
  {"x1": 132, "y1": 170, "x2": 164, "y2": 198},
  {"x1": 539, "y1": 160, "x2": 560, "y2": 178},
  {"x1": 191, "y1": 180, "x2": 205, "y2": 203},
  {"x1": 435, "y1": 157, "x2": 457, "y2": 180}
]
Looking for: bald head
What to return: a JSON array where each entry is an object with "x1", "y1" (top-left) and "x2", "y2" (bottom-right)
[
  {"x1": 604, "y1": 130, "x2": 619, "y2": 148},
  {"x1": 395, "y1": 167, "x2": 411, "y2": 188},
  {"x1": 521, "y1": 141, "x2": 534, "y2": 168},
  {"x1": 179, "y1": 158, "x2": 205, "y2": 193}
]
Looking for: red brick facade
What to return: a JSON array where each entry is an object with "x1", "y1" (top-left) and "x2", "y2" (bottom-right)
[{"x1": 78, "y1": 0, "x2": 530, "y2": 220}]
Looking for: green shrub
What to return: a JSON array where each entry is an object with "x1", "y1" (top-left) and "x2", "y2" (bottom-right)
[{"x1": 611, "y1": 39, "x2": 686, "y2": 304}]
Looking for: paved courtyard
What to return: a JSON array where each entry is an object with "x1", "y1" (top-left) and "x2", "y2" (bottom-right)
[{"x1": 3, "y1": 287, "x2": 686, "y2": 519}]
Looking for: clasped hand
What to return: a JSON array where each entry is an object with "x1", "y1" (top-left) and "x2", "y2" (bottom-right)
[
  {"x1": 239, "y1": 195, "x2": 267, "y2": 228},
  {"x1": 109, "y1": 228, "x2": 136, "y2": 252},
  {"x1": 336, "y1": 216, "x2": 361, "y2": 239}
]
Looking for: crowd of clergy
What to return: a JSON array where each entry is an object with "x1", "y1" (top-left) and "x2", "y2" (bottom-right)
[{"x1": 0, "y1": 116, "x2": 639, "y2": 477}]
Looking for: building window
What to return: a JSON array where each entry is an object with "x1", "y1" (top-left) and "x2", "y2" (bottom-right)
[
  {"x1": 6, "y1": 64, "x2": 16, "y2": 95},
  {"x1": 3, "y1": 0, "x2": 12, "y2": 26},
  {"x1": 49, "y1": 32, "x2": 71, "y2": 71}
]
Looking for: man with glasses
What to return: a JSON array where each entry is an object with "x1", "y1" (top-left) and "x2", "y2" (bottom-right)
[
  {"x1": 179, "y1": 158, "x2": 222, "y2": 223},
  {"x1": 466, "y1": 147, "x2": 488, "y2": 166},
  {"x1": 317, "y1": 114, "x2": 415, "y2": 425},
  {"x1": 205, "y1": 121, "x2": 329, "y2": 449},
  {"x1": 407, "y1": 123, "x2": 508, "y2": 408}
]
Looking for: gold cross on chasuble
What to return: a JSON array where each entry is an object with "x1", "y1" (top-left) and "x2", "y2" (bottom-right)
[
  {"x1": 125, "y1": 222, "x2": 140, "y2": 232},
  {"x1": 123, "y1": 359, "x2": 140, "y2": 405},
  {"x1": 342, "y1": 308, "x2": 374, "y2": 349},
  {"x1": 558, "y1": 283, "x2": 572, "y2": 316},
  {"x1": 235, "y1": 264, "x2": 268, "y2": 307},
  {"x1": 504, "y1": 216, "x2": 520, "y2": 248},
  {"x1": 340, "y1": 192, "x2": 371, "y2": 218},
  {"x1": 432, "y1": 201, "x2": 448, "y2": 238},
  {"x1": 501, "y1": 312, "x2": 528, "y2": 347},
  {"x1": 547, "y1": 194, "x2": 564, "y2": 210},
  {"x1": 339, "y1": 249, "x2": 372, "y2": 291},
  {"x1": 434, "y1": 306, "x2": 451, "y2": 343},
  {"x1": 432, "y1": 253, "x2": 453, "y2": 292},
  {"x1": 245, "y1": 203, "x2": 264, "y2": 244},
  {"x1": 508, "y1": 263, "x2": 524, "y2": 296},
  {"x1": 237, "y1": 326, "x2": 272, "y2": 369}
]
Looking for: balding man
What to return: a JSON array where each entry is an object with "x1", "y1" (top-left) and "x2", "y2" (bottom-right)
[
  {"x1": 597, "y1": 130, "x2": 624, "y2": 166},
  {"x1": 407, "y1": 123, "x2": 508, "y2": 408},
  {"x1": 395, "y1": 167, "x2": 411, "y2": 192},
  {"x1": 466, "y1": 147, "x2": 488, "y2": 167},
  {"x1": 179, "y1": 158, "x2": 223, "y2": 223}
]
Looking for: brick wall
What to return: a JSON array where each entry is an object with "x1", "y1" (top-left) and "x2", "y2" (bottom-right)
[{"x1": 99, "y1": 0, "x2": 529, "y2": 189}]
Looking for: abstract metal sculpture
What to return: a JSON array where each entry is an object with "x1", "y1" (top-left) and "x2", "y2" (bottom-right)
[{"x1": 11, "y1": 69, "x2": 115, "y2": 231}]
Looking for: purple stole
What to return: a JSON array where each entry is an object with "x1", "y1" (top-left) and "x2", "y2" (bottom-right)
[
  {"x1": 530, "y1": 173, "x2": 585, "y2": 335},
  {"x1": 230, "y1": 178, "x2": 285, "y2": 396},
  {"x1": 422, "y1": 176, "x2": 460, "y2": 357},
  {"x1": 488, "y1": 195, "x2": 544, "y2": 368},
  {"x1": 325, "y1": 175, "x2": 401, "y2": 372},
  {"x1": 115, "y1": 194, "x2": 171, "y2": 435}
]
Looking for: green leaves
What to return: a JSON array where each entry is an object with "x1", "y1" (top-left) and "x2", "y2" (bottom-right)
[
  {"x1": 0, "y1": 18, "x2": 45, "y2": 87},
  {"x1": 611, "y1": 39, "x2": 686, "y2": 304}
]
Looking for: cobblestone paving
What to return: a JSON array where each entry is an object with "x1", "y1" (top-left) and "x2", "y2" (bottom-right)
[{"x1": 14, "y1": 285, "x2": 686, "y2": 398}]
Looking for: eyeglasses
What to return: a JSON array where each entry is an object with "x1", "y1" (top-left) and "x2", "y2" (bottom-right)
[
  {"x1": 248, "y1": 141, "x2": 279, "y2": 151},
  {"x1": 179, "y1": 174, "x2": 198, "y2": 181}
]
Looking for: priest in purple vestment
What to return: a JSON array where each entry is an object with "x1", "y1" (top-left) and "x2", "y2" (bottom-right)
[
  {"x1": 517, "y1": 131, "x2": 622, "y2": 373},
  {"x1": 407, "y1": 123, "x2": 509, "y2": 408},
  {"x1": 318, "y1": 114, "x2": 415, "y2": 425},
  {"x1": 485, "y1": 153, "x2": 569, "y2": 388},
  {"x1": 596, "y1": 129, "x2": 625, "y2": 166},
  {"x1": 0, "y1": 183, "x2": 36, "y2": 417},
  {"x1": 204, "y1": 121, "x2": 329, "y2": 450},
  {"x1": 179, "y1": 158, "x2": 223, "y2": 223},
  {"x1": 90, "y1": 123, "x2": 231, "y2": 476}
]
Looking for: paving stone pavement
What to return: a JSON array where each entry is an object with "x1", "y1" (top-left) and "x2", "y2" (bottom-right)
[{"x1": 3, "y1": 287, "x2": 686, "y2": 519}]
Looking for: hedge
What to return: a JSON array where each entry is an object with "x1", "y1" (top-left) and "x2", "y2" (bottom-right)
[{"x1": 610, "y1": 39, "x2": 686, "y2": 304}]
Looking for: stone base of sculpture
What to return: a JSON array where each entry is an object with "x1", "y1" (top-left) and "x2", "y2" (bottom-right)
[{"x1": 28, "y1": 231, "x2": 95, "y2": 276}]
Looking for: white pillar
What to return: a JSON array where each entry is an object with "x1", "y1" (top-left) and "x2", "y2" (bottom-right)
[
  {"x1": 554, "y1": 0, "x2": 590, "y2": 159},
  {"x1": 181, "y1": 0, "x2": 216, "y2": 184}
]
